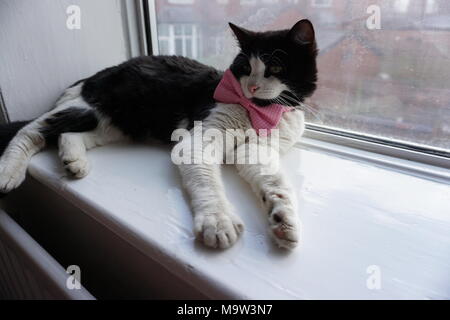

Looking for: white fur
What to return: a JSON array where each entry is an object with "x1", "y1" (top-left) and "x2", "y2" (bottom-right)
[
  {"x1": 58, "y1": 116, "x2": 126, "y2": 178},
  {"x1": 176, "y1": 103, "x2": 304, "y2": 249},
  {"x1": 240, "y1": 56, "x2": 289, "y2": 100},
  {"x1": 177, "y1": 118, "x2": 190, "y2": 130},
  {"x1": 235, "y1": 111, "x2": 304, "y2": 249}
]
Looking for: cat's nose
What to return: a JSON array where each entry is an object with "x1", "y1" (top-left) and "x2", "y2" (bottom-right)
[{"x1": 248, "y1": 85, "x2": 260, "y2": 94}]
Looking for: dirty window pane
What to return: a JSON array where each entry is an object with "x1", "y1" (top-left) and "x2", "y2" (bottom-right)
[{"x1": 154, "y1": 0, "x2": 450, "y2": 151}]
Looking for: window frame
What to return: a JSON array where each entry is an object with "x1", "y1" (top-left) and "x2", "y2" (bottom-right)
[
  {"x1": 0, "y1": 88, "x2": 9, "y2": 124},
  {"x1": 157, "y1": 23, "x2": 198, "y2": 58},
  {"x1": 304, "y1": 124, "x2": 450, "y2": 169},
  {"x1": 167, "y1": 0, "x2": 194, "y2": 4},
  {"x1": 137, "y1": 0, "x2": 450, "y2": 176}
]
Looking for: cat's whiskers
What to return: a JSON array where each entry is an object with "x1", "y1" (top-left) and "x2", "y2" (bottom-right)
[
  {"x1": 272, "y1": 49, "x2": 288, "y2": 57},
  {"x1": 271, "y1": 56, "x2": 286, "y2": 69},
  {"x1": 271, "y1": 96, "x2": 291, "y2": 107},
  {"x1": 259, "y1": 53, "x2": 270, "y2": 62},
  {"x1": 279, "y1": 93, "x2": 324, "y2": 123},
  {"x1": 281, "y1": 91, "x2": 302, "y2": 103}
]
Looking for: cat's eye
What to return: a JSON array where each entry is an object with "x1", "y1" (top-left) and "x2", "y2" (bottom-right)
[
  {"x1": 243, "y1": 65, "x2": 251, "y2": 73},
  {"x1": 270, "y1": 66, "x2": 283, "y2": 74}
]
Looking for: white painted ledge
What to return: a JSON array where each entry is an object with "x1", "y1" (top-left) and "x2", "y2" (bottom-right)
[{"x1": 26, "y1": 143, "x2": 450, "y2": 299}]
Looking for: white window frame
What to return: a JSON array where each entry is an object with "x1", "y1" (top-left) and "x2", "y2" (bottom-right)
[
  {"x1": 303, "y1": 124, "x2": 450, "y2": 178},
  {"x1": 157, "y1": 24, "x2": 198, "y2": 58}
]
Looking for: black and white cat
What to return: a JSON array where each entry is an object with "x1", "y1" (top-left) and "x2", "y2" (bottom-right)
[{"x1": 0, "y1": 20, "x2": 318, "y2": 249}]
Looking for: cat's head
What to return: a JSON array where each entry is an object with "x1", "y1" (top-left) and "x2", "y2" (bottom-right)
[{"x1": 229, "y1": 20, "x2": 318, "y2": 107}]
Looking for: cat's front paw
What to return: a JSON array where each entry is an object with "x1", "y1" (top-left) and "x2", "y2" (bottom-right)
[
  {"x1": 269, "y1": 209, "x2": 299, "y2": 249},
  {"x1": 262, "y1": 191, "x2": 300, "y2": 249},
  {"x1": 0, "y1": 162, "x2": 27, "y2": 193},
  {"x1": 194, "y1": 212, "x2": 244, "y2": 249},
  {"x1": 267, "y1": 194, "x2": 300, "y2": 249}
]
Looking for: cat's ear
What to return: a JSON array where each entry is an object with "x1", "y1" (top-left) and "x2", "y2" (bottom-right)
[
  {"x1": 229, "y1": 23, "x2": 253, "y2": 47},
  {"x1": 288, "y1": 19, "x2": 315, "y2": 45}
]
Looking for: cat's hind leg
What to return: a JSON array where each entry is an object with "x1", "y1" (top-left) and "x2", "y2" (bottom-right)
[
  {"x1": 58, "y1": 118, "x2": 127, "y2": 179},
  {"x1": 58, "y1": 133, "x2": 91, "y2": 178},
  {"x1": 0, "y1": 83, "x2": 96, "y2": 193}
]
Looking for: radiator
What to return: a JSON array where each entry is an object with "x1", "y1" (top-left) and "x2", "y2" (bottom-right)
[{"x1": 0, "y1": 210, "x2": 95, "y2": 300}]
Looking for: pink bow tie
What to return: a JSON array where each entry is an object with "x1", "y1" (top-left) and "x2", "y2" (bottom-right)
[{"x1": 213, "y1": 69, "x2": 293, "y2": 136}]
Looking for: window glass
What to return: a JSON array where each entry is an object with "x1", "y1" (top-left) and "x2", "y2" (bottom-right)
[
  {"x1": 158, "y1": 23, "x2": 170, "y2": 36},
  {"x1": 159, "y1": 39, "x2": 170, "y2": 54},
  {"x1": 185, "y1": 38, "x2": 193, "y2": 57},
  {"x1": 175, "y1": 38, "x2": 183, "y2": 55},
  {"x1": 174, "y1": 24, "x2": 183, "y2": 35},
  {"x1": 154, "y1": 0, "x2": 450, "y2": 151}
]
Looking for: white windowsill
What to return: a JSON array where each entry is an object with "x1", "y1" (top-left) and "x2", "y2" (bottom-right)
[{"x1": 25, "y1": 141, "x2": 450, "y2": 299}]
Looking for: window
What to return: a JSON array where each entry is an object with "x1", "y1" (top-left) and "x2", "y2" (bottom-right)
[
  {"x1": 168, "y1": 0, "x2": 194, "y2": 4},
  {"x1": 150, "y1": 0, "x2": 450, "y2": 153},
  {"x1": 240, "y1": 0, "x2": 257, "y2": 5},
  {"x1": 425, "y1": 0, "x2": 438, "y2": 14},
  {"x1": 393, "y1": 0, "x2": 410, "y2": 13},
  {"x1": 311, "y1": 0, "x2": 332, "y2": 8},
  {"x1": 157, "y1": 24, "x2": 198, "y2": 58}
]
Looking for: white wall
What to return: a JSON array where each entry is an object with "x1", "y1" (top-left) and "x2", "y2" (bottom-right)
[{"x1": 0, "y1": 0, "x2": 133, "y2": 121}]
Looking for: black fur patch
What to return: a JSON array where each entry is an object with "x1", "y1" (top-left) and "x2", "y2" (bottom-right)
[
  {"x1": 81, "y1": 56, "x2": 221, "y2": 142},
  {"x1": 229, "y1": 20, "x2": 318, "y2": 107},
  {"x1": 41, "y1": 107, "x2": 98, "y2": 143}
]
